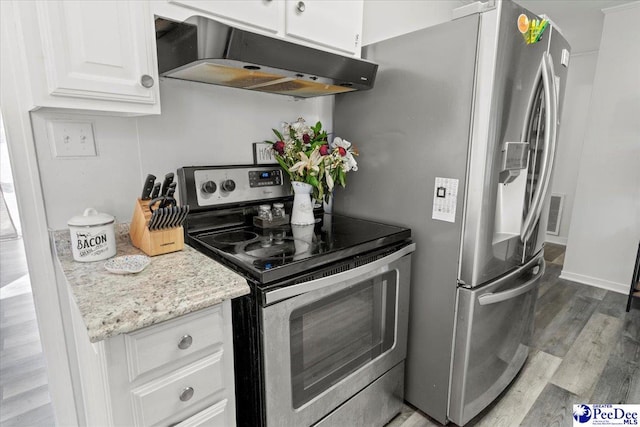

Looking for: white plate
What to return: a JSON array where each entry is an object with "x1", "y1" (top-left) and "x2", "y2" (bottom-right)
[{"x1": 104, "y1": 255, "x2": 150, "y2": 274}]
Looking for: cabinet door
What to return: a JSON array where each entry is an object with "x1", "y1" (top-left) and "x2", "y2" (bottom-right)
[
  {"x1": 285, "y1": 0, "x2": 363, "y2": 55},
  {"x1": 168, "y1": 0, "x2": 282, "y2": 33},
  {"x1": 36, "y1": 1, "x2": 159, "y2": 106}
]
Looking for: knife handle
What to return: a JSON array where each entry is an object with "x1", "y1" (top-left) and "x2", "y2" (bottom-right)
[
  {"x1": 141, "y1": 174, "x2": 156, "y2": 200},
  {"x1": 165, "y1": 184, "x2": 176, "y2": 200},
  {"x1": 150, "y1": 182, "x2": 161, "y2": 199},
  {"x1": 160, "y1": 173, "x2": 174, "y2": 196}
]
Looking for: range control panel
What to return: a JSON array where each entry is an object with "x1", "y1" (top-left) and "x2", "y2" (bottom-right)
[{"x1": 186, "y1": 166, "x2": 291, "y2": 208}]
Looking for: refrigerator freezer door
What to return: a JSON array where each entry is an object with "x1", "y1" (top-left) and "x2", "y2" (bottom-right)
[
  {"x1": 460, "y1": 1, "x2": 550, "y2": 287},
  {"x1": 449, "y1": 253, "x2": 545, "y2": 425}
]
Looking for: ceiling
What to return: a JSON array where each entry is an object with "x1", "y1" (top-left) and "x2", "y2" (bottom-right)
[{"x1": 515, "y1": 0, "x2": 637, "y2": 53}]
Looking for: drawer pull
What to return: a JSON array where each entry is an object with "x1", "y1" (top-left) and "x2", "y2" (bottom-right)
[
  {"x1": 178, "y1": 334, "x2": 193, "y2": 350},
  {"x1": 140, "y1": 74, "x2": 154, "y2": 88},
  {"x1": 179, "y1": 386, "x2": 194, "y2": 402}
]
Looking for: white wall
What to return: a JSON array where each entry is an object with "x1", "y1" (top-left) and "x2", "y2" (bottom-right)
[
  {"x1": 31, "y1": 79, "x2": 332, "y2": 230},
  {"x1": 561, "y1": 3, "x2": 640, "y2": 293},
  {"x1": 546, "y1": 52, "x2": 598, "y2": 244},
  {"x1": 362, "y1": 0, "x2": 464, "y2": 46}
]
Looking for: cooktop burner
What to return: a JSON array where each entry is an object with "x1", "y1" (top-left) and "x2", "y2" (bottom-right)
[
  {"x1": 240, "y1": 237, "x2": 309, "y2": 257},
  {"x1": 209, "y1": 230, "x2": 259, "y2": 246}
]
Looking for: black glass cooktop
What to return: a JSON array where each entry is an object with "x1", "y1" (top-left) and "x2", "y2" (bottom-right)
[{"x1": 189, "y1": 214, "x2": 411, "y2": 284}]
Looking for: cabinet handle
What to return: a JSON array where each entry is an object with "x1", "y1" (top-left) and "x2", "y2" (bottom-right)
[
  {"x1": 296, "y1": 1, "x2": 305, "y2": 13},
  {"x1": 179, "y1": 386, "x2": 194, "y2": 402},
  {"x1": 140, "y1": 74, "x2": 155, "y2": 88},
  {"x1": 177, "y1": 334, "x2": 193, "y2": 350}
]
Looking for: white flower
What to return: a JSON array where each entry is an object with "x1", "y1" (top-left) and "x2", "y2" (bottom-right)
[
  {"x1": 344, "y1": 153, "x2": 358, "y2": 172},
  {"x1": 330, "y1": 136, "x2": 349, "y2": 150},
  {"x1": 284, "y1": 118, "x2": 314, "y2": 143},
  {"x1": 289, "y1": 148, "x2": 322, "y2": 176},
  {"x1": 332, "y1": 137, "x2": 358, "y2": 172},
  {"x1": 325, "y1": 170, "x2": 335, "y2": 192}
]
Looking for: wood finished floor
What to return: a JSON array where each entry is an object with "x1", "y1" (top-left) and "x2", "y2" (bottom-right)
[
  {"x1": 387, "y1": 243, "x2": 640, "y2": 427},
  {"x1": 1, "y1": 242, "x2": 638, "y2": 427},
  {"x1": 0, "y1": 237, "x2": 55, "y2": 427}
]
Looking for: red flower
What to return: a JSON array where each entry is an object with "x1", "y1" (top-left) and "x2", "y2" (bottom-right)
[
  {"x1": 273, "y1": 140, "x2": 285, "y2": 155},
  {"x1": 319, "y1": 144, "x2": 330, "y2": 156},
  {"x1": 302, "y1": 134, "x2": 311, "y2": 144},
  {"x1": 338, "y1": 147, "x2": 347, "y2": 157}
]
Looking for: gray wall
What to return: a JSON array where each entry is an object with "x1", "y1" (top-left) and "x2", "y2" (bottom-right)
[
  {"x1": 31, "y1": 78, "x2": 332, "y2": 229},
  {"x1": 562, "y1": 3, "x2": 640, "y2": 292}
]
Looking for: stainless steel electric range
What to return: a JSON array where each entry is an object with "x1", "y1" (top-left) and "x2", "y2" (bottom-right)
[{"x1": 178, "y1": 165, "x2": 415, "y2": 427}]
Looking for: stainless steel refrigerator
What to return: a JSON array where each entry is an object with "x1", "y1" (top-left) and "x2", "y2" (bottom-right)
[{"x1": 333, "y1": 1, "x2": 570, "y2": 425}]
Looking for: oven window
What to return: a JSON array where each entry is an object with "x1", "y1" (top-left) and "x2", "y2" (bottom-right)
[{"x1": 289, "y1": 271, "x2": 397, "y2": 408}]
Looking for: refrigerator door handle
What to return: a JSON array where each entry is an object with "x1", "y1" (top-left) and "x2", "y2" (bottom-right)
[
  {"x1": 478, "y1": 259, "x2": 545, "y2": 305},
  {"x1": 521, "y1": 52, "x2": 558, "y2": 242}
]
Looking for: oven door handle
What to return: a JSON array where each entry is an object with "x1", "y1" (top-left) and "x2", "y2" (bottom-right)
[{"x1": 263, "y1": 243, "x2": 416, "y2": 305}]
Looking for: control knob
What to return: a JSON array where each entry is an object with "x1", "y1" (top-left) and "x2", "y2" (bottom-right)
[
  {"x1": 201, "y1": 180, "x2": 217, "y2": 194},
  {"x1": 221, "y1": 179, "x2": 236, "y2": 192}
]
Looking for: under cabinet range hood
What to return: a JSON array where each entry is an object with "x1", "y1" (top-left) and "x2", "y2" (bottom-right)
[{"x1": 155, "y1": 16, "x2": 378, "y2": 98}]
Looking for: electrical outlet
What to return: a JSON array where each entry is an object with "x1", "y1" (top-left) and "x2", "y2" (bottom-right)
[{"x1": 47, "y1": 120, "x2": 97, "y2": 158}]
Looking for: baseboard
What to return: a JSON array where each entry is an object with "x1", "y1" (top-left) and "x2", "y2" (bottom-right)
[
  {"x1": 559, "y1": 270, "x2": 628, "y2": 295},
  {"x1": 545, "y1": 235, "x2": 568, "y2": 245}
]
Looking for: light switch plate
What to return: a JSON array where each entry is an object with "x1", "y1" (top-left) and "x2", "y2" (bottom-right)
[{"x1": 47, "y1": 120, "x2": 97, "y2": 157}]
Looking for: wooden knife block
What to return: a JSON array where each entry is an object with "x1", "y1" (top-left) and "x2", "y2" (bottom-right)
[{"x1": 129, "y1": 199, "x2": 184, "y2": 256}]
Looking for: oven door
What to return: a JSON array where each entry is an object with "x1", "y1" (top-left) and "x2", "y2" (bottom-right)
[{"x1": 261, "y1": 244, "x2": 414, "y2": 427}]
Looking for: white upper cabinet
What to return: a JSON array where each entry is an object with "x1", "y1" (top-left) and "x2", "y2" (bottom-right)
[
  {"x1": 158, "y1": 0, "x2": 363, "y2": 56},
  {"x1": 167, "y1": 0, "x2": 283, "y2": 33},
  {"x1": 15, "y1": 0, "x2": 160, "y2": 115},
  {"x1": 285, "y1": 0, "x2": 363, "y2": 55}
]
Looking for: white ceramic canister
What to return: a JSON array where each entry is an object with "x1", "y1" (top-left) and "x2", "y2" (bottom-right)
[{"x1": 68, "y1": 208, "x2": 116, "y2": 262}]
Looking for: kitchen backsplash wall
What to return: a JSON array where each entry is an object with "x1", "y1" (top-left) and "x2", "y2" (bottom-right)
[{"x1": 31, "y1": 78, "x2": 332, "y2": 229}]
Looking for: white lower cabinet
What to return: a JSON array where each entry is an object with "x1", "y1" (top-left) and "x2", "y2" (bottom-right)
[
  {"x1": 129, "y1": 352, "x2": 225, "y2": 426},
  {"x1": 173, "y1": 400, "x2": 229, "y2": 427},
  {"x1": 69, "y1": 300, "x2": 236, "y2": 426}
]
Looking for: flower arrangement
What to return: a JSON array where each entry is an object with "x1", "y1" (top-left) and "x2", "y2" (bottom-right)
[{"x1": 267, "y1": 118, "x2": 358, "y2": 202}]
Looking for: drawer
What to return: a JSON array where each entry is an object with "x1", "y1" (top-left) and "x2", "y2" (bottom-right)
[
  {"x1": 125, "y1": 305, "x2": 224, "y2": 381},
  {"x1": 172, "y1": 399, "x2": 230, "y2": 427},
  {"x1": 130, "y1": 351, "x2": 225, "y2": 426}
]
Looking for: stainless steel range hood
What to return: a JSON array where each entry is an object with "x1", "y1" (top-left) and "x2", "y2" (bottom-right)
[{"x1": 155, "y1": 16, "x2": 378, "y2": 98}]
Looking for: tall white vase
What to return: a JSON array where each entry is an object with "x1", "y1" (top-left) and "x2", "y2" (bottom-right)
[{"x1": 290, "y1": 181, "x2": 315, "y2": 225}]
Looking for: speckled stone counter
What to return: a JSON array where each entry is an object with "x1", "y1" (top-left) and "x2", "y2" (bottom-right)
[{"x1": 53, "y1": 223, "x2": 250, "y2": 343}]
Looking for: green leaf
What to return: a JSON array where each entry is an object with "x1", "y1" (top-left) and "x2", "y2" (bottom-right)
[
  {"x1": 309, "y1": 176, "x2": 319, "y2": 186},
  {"x1": 272, "y1": 129, "x2": 284, "y2": 141},
  {"x1": 276, "y1": 157, "x2": 290, "y2": 175}
]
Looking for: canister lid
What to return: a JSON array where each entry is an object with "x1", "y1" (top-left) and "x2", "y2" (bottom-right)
[{"x1": 68, "y1": 208, "x2": 115, "y2": 227}]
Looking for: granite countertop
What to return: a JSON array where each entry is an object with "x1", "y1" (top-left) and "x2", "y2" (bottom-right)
[{"x1": 53, "y1": 224, "x2": 250, "y2": 343}]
